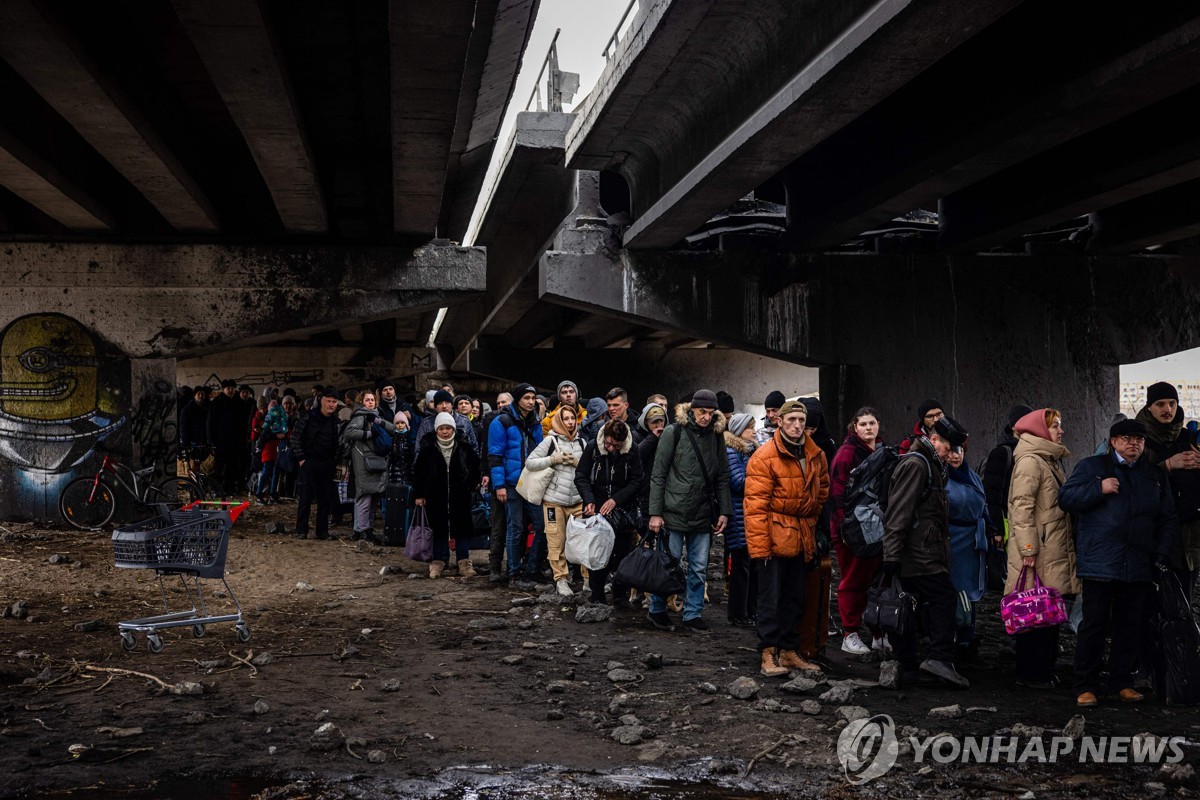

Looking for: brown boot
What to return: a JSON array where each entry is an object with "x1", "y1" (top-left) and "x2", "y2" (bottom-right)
[
  {"x1": 458, "y1": 557, "x2": 476, "y2": 577},
  {"x1": 760, "y1": 648, "x2": 788, "y2": 678},
  {"x1": 777, "y1": 649, "x2": 821, "y2": 673},
  {"x1": 429, "y1": 560, "x2": 445, "y2": 579}
]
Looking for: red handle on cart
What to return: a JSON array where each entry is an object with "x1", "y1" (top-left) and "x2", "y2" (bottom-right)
[{"x1": 180, "y1": 500, "x2": 251, "y2": 525}]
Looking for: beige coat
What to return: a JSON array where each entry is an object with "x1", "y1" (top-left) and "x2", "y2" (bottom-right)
[{"x1": 1005, "y1": 433, "x2": 1080, "y2": 596}]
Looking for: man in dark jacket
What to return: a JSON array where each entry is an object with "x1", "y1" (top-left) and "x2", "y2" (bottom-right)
[
  {"x1": 882, "y1": 416, "x2": 969, "y2": 688},
  {"x1": 1135, "y1": 381, "x2": 1200, "y2": 597},
  {"x1": 575, "y1": 418, "x2": 644, "y2": 607},
  {"x1": 898, "y1": 398, "x2": 945, "y2": 455},
  {"x1": 489, "y1": 384, "x2": 545, "y2": 586},
  {"x1": 179, "y1": 386, "x2": 209, "y2": 457},
  {"x1": 206, "y1": 379, "x2": 243, "y2": 496},
  {"x1": 292, "y1": 388, "x2": 341, "y2": 540},
  {"x1": 377, "y1": 381, "x2": 398, "y2": 425},
  {"x1": 583, "y1": 388, "x2": 644, "y2": 446},
  {"x1": 1059, "y1": 417, "x2": 1178, "y2": 707},
  {"x1": 982, "y1": 404, "x2": 1034, "y2": 545},
  {"x1": 647, "y1": 390, "x2": 733, "y2": 632}
]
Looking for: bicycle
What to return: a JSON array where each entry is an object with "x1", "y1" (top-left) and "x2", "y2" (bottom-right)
[
  {"x1": 175, "y1": 445, "x2": 218, "y2": 500},
  {"x1": 59, "y1": 442, "x2": 208, "y2": 531}
]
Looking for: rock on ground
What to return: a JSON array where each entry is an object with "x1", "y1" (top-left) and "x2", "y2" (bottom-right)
[
  {"x1": 928, "y1": 704, "x2": 963, "y2": 719},
  {"x1": 780, "y1": 676, "x2": 819, "y2": 694},
  {"x1": 879, "y1": 660, "x2": 901, "y2": 689},
  {"x1": 1063, "y1": 714, "x2": 1085, "y2": 739},
  {"x1": 727, "y1": 676, "x2": 760, "y2": 700},
  {"x1": 838, "y1": 705, "x2": 870, "y2": 722},
  {"x1": 800, "y1": 700, "x2": 822, "y2": 715},
  {"x1": 575, "y1": 605, "x2": 614, "y2": 623},
  {"x1": 818, "y1": 683, "x2": 854, "y2": 704}
]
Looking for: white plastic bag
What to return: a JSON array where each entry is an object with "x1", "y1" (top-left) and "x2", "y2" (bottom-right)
[{"x1": 564, "y1": 513, "x2": 615, "y2": 571}]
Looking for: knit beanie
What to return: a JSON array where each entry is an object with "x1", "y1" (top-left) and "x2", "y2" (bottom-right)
[
  {"x1": 691, "y1": 389, "x2": 718, "y2": 410},
  {"x1": 763, "y1": 390, "x2": 786, "y2": 409},
  {"x1": 727, "y1": 413, "x2": 754, "y2": 437},
  {"x1": 716, "y1": 391, "x2": 735, "y2": 415},
  {"x1": 434, "y1": 412, "x2": 456, "y2": 431},
  {"x1": 433, "y1": 390, "x2": 455, "y2": 406},
  {"x1": 917, "y1": 398, "x2": 944, "y2": 422},
  {"x1": 1147, "y1": 381, "x2": 1179, "y2": 406},
  {"x1": 513, "y1": 382, "x2": 536, "y2": 400},
  {"x1": 557, "y1": 380, "x2": 578, "y2": 396}
]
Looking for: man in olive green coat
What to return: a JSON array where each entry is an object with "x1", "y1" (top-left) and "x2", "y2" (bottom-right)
[{"x1": 647, "y1": 390, "x2": 733, "y2": 633}]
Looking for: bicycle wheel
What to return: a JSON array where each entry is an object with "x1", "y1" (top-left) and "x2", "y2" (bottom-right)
[
  {"x1": 147, "y1": 476, "x2": 207, "y2": 508},
  {"x1": 59, "y1": 477, "x2": 117, "y2": 531}
]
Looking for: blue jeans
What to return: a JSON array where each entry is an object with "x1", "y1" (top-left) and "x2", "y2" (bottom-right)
[
  {"x1": 256, "y1": 460, "x2": 279, "y2": 497},
  {"x1": 649, "y1": 529, "x2": 710, "y2": 621},
  {"x1": 505, "y1": 493, "x2": 545, "y2": 578}
]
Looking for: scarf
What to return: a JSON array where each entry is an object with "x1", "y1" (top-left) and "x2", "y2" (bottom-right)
[
  {"x1": 779, "y1": 430, "x2": 806, "y2": 468},
  {"x1": 436, "y1": 434, "x2": 456, "y2": 466}
]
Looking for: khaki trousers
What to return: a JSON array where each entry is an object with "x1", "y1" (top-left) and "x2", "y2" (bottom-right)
[{"x1": 543, "y1": 502, "x2": 582, "y2": 581}]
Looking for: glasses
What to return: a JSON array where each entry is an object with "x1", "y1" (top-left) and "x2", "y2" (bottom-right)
[
  {"x1": 1115, "y1": 435, "x2": 1145, "y2": 443},
  {"x1": 924, "y1": 412, "x2": 944, "y2": 421}
]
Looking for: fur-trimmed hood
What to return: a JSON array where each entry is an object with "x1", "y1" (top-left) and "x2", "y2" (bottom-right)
[
  {"x1": 724, "y1": 430, "x2": 755, "y2": 454},
  {"x1": 596, "y1": 418, "x2": 634, "y2": 454},
  {"x1": 674, "y1": 403, "x2": 726, "y2": 435}
]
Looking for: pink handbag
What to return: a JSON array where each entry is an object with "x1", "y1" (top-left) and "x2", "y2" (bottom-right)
[{"x1": 1001, "y1": 565, "x2": 1068, "y2": 635}]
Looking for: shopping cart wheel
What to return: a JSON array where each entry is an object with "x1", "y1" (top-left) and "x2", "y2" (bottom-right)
[
  {"x1": 235, "y1": 623, "x2": 251, "y2": 643},
  {"x1": 120, "y1": 632, "x2": 136, "y2": 651},
  {"x1": 147, "y1": 634, "x2": 165, "y2": 654},
  {"x1": 192, "y1": 624, "x2": 206, "y2": 638}
]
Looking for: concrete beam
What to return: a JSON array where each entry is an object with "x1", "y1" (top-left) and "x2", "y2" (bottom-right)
[
  {"x1": 940, "y1": 86, "x2": 1200, "y2": 251},
  {"x1": 567, "y1": 0, "x2": 1020, "y2": 249},
  {"x1": 1088, "y1": 179, "x2": 1200, "y2": 253},
  {"x1": 438, "y1": 112, "x2": 577, "y2": 368},
  {"x1": 0, "y1": 243, "x2": 485, "y2": 358},
  {"x1": 0, "y1": 135, "x2": 113, "y2": 231},
  {"x1": 0, "y1": 0, "x2": 219, "y2": 232},
  {"x1": 437, "y1": 0, "x2": 542, "y2": 242},
  {"x1": 538, "y1": 248, "x2": 820, "y2": 365},
  {"x1": 173, "y1": 0, "x2": 327, "y2": 234},
  {"x1": 389, "y1": 0, "x2": 476, "y2": 237},
  {"x1": 788, "y1": 10, "x2": 1200, "y2": 251}
]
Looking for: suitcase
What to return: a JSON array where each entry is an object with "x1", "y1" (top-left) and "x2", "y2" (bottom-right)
[
  {"x1": 382, "y1": 483, "x2": 411, "y2": 547},
  {"x1": 797, "y1": 555, "x2": 832, "y2": 658}
]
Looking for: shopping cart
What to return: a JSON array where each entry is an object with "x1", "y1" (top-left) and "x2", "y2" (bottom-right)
[{"x1": 111, "y1": 500, "x2": 251, "y2": 653}]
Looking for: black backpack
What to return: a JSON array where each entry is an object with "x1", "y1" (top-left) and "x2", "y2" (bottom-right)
[{"x1": 840, "y1": 445, "x2": 930, "y2": 558}]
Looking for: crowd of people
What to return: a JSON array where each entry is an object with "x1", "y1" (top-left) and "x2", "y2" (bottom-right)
[{"x1": 176, "y1": 376, "x2": 1198, "y2": 706}]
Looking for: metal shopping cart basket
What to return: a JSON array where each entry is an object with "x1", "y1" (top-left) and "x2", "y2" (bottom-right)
[{"x1": 111, "y1": 500, "x2": 251, "y2": 653}]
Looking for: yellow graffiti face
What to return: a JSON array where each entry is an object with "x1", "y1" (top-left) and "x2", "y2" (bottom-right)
[{"x1": 0, "y1": 314, "x2": 99, "y2": 420}]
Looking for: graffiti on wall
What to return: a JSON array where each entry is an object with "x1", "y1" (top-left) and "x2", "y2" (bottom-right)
[
  {"x1": 199, "y1": 370, "x2": 325, "y2": 388},
  {"x1": 0, "y1": 313, "x2": 127, "y2": 473},
  {"x1": 129, "y1": 378, "x2": 176, "y2": 476}
]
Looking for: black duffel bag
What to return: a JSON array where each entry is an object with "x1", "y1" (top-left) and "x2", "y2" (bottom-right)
[
  {"x1": 613, "y1": 536, "x2": 685, "y2": 597},
  {"x1": 864, "y1": 574, "x2": 918, "y2": 637}
]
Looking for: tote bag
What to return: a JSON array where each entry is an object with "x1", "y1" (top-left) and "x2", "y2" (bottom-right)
[{"x1": 403, "y1": 506, "x2": 434, "y2": 562}]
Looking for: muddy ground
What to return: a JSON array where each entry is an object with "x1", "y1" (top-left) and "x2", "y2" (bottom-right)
[{"x1": 0, "y1": 502, "x2": 1198, "y2": 799}]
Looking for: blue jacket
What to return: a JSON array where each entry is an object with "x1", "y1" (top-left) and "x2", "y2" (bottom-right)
[
  {"x1": 487, "y1": 404, "x2": 543, "y2": 490},
  {"x1": 946, "y1": 465, "x2": 988, "y2": 600},
  {"x1": 1058, "y1": 452, "x2": 1178, "y2": 583},
  {"x1": 725, "y1": 434, "x2": 755, "y2": 550}
]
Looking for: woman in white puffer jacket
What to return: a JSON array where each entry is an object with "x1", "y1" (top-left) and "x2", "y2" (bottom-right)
[{"x1": 526, "y1": 405, "x2": 585, "y2": 596}]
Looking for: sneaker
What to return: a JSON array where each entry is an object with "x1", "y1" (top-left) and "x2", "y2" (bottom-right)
[
  {"x1": 682, "y1": 617, "x2": 710, "y2": 632},
  {"x1": 871, "y1": 634, "x2": 892, "y2": 654},
  {"x1": 841, "y1": 632, "x2": 870, "y2": 656},
  {"x1": 555, "y1": 578, "x2": 573, "y2": 597},
  {"x1": 1077, "y1": 691, "x2": 1099, "y2": 707},
  {"x1": 919, "y1": 659, "x2": 970, "y2": 688},
  {"x1": 647, "y1": 612, "x2": 675, "y2": 632}
]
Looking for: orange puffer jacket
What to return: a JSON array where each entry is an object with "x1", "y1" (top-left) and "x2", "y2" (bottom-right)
[{"x1": 744, "y1": 430, "x2": 830, "y2": 562}]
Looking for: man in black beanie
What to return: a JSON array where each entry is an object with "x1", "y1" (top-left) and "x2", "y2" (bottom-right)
[
  {"x1": 716, "y1": 391, "x2": 735, "y2": 418},
  {"x1": 756, "y1": 390, "x2": 786, "y2": 447},
  {"x1": 882, "y1": 415, "x2": 971, "y2": 688},
  {"x1": 1135, "y1": 381, "x2": 1200, "y2": 597},
  {"x1": 899, "y1": 398, "x2": 945, "y2": 454}
]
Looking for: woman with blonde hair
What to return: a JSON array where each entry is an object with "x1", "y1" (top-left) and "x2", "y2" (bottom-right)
[{"x1": 1006, "y1": 407, "x2": 1080, "y2": 689}]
